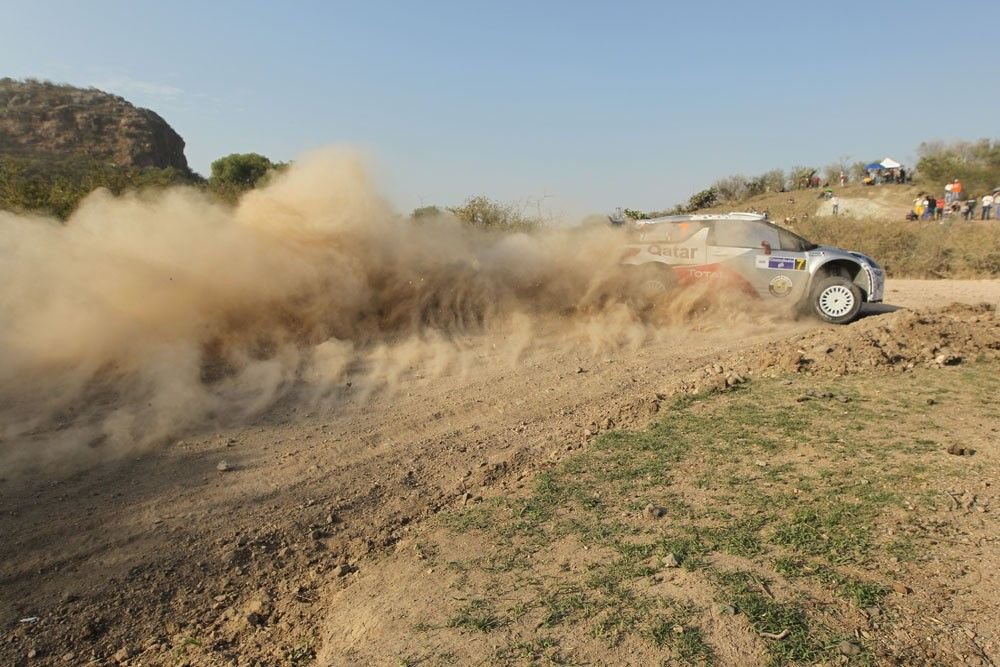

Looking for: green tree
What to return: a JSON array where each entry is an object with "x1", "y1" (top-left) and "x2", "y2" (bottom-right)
[
  {"x1": 916, "y1": 139, "x2": 1000, "y2": 195},
  {"x1": 209, "y1": 153, "x2": 275, "y2": 190},
  {"x1": 686, "y1": 186, "x2": 718, "y2": 211},
  {"x1": 411, "y1": 205, "x2": 442, "y2": 219}
]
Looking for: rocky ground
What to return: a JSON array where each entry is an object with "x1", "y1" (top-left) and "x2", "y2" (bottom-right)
[{"x1": 1, "y1": 279, "x2": 999, "y2": 666}]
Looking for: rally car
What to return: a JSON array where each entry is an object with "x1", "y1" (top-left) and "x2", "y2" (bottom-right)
[{"x1": 616, "y1": 212, "x2": 884, "y2": 324}]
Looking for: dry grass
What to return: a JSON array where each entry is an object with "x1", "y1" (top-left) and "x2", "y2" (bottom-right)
[{"x1": 796, "y1": 216, "x2": 1000, "y2": 278}]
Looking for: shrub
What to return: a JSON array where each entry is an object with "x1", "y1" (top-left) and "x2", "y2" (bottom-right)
[
  {"x1": 448, "y1": 195, "x2": 540, "y2": 232},
  {"x1": 0, "y1": 156, "x2": 192, "y2": 219}
]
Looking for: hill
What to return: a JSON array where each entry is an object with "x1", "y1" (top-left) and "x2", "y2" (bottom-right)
[
  {"x1": 0, "y1": 78, "x2": 188, "y2": 171},
  {"x1": 696, "y1": 181, "x2": 921, "y2": 223}
]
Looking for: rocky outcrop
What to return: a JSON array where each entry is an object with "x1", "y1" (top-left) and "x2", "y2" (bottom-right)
[{"x1": 0, "y1": 78, "x2": 189, "y2": 171}]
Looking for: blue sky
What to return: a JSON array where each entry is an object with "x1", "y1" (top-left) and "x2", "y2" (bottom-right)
[{"x1": 3, "y1": 0, "x2": 999, "y2": 219}]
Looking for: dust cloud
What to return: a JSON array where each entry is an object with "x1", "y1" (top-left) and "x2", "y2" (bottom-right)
[{"x1": 0, "y1": 147, "x2": 776, "y2": 466}]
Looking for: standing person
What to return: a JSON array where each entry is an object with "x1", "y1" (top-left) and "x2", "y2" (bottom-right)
[
  {"x1": 966, "y1": 197, "x2": 976, "y2": 220},
  {"x1": 982, "y1": 193, "x2": 994, "y2": 220},
  {"x1": 914, "y1": 195, "x2": 925, "y2": 220},
  {"x1": 945, "y1": 183, "x2": 954, "y2": 203},
  {"x1": 831, "y1": 195, "x2": 840, "y2": 215},
  {"x1": 925, "y1": 194, "x2": 937, "y2": 220},
  {"x1": 936, "y1": 197, "x2": 945, "y2": 220},
  {"x1": 953, "y1": 179, "x2": 963, "y2": 199},
  {"x1": 839, "y1": 171, "x2": 846, "y2": 186}
]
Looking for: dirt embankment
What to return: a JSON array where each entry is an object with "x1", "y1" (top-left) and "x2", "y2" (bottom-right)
[{"x1": 1, "y1": 278, "x2": 999, "y2": 665}]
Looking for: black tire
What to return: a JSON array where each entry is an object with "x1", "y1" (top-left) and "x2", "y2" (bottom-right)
[{"x1": 810, "y1": 275, "x2": 862, "y2": 324}]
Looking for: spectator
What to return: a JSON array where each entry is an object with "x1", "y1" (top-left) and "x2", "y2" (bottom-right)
[
  {"x1": 953, "y1": 179, "x2": 963, "y2": 198},
  {"x1": 925, "y1": 195, "x2": 937, "y2": 220},
  {"x1": 839, "y1": 171, "x2": 846, "y2": 186},
  {"x1": 831, "y1": 195, "x2": 839, "y2": 215},
  {"x1": 982, "y1": 193, "x2": 994, "y2": 220},
  {"x1": 913, "y1": 195, "x2": 925, "y2": 219},
  {"x1": 936, "y1": 197, "x2": 945, "y2": 220},
  {"x1": 963, "y1": 198, "x2": 976, "y2": 220},
  {"x1": 945, "y1": 183, "x2": 954, "y2": 203}
]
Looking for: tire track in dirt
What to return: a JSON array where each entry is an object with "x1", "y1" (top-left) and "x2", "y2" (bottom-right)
[{"x1": 1, "y1": 280, "x2": 997, "y2": 664}]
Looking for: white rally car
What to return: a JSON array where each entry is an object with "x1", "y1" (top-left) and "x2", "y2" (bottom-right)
[{"x1": 617, "y1": 212, "x2": 884, "y2": 324}]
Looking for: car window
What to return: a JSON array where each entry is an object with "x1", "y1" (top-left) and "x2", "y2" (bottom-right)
[
  {"x1": 777, "y1": 228, "x2": 815, "y2": 252},
  {"x1": 709, "y1": 221, "x2": 780, "y2": 249},
  {"x1": 638, "y1": 221, "x2": 708, "y2": 243}
]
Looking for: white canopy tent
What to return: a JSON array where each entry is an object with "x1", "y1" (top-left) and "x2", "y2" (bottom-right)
[{"x1": 879, "y1": 157, "x2": 901, "y2": 169}]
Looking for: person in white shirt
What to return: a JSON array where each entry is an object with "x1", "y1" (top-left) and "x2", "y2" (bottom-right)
[{"x1": 982, "y1": 193, "x2": 994, "y2": 220}]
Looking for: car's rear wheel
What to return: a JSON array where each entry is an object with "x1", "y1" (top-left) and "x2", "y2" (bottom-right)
[
  {"x1": 810, "y1": 275, "x2": 862, "y2": 324},
  {"x1": 631, "y1": 263, "x2": 677, "y2": 302}
]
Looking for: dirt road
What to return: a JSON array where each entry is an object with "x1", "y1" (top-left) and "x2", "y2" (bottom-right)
[{"x1": 1, "y1": 279, "x2": 998, "y2": 665}]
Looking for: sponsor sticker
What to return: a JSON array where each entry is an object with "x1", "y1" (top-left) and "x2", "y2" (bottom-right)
[
  {"x1": 768, "y1": 275, "x2": 793, "y2": 297},
  {"x1": 755, "y1": 256, "x2": 807, "y2": 271}
]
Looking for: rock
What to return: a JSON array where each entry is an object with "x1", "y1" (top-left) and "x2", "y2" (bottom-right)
[
  {"x1": 926, "y1": 398, "x2": 937, "y2": 405},
  {"x1": 583, "y1": 429, "x2": 594, "y2": 437},
  {"x1": 0, "y1": 79, "x2": 190, "y2": 171},
  {"x1": 332, "y1": 563, "x2": 355, "y2": 577},
  {"x1": 720, "y1": 604, "x2": 737, "y2": 615},
  {"x1": 725, "y1": 373, "x2": 745, "y2": 388},
  {"x1": 663, "y1": 552, "x2": 680, "y2": 568},
  {"x1": 61, "y1": 653, "x2": 75, "y2": 663},
  {"x1": 794, "y1": 394, "x2": 812, "y2": 402},
  {"x1": 643, "y1": 504, "x2": 667, "y2": 520},
  {"x1": 26, "y1": 649, "x2": 37, "y2": 659},
  {"x1": 601, "y1": 417, "x2": 614, "y2": 430},
  {"x1": 216, "y1": 460, "x2": 233, "y2": 472},
  {"x1": 243, "y1": 595, "x2": 273, "y2": 626},
  {"x1": 576, "y1": 367, "x2": 586, "y2": 374},
  {"x1": 892, "y1": 582, "x2": 911, "y2": 595},
  {"x1": 947, "y1": 444, "x2": 974, "y2": 456},
  {"x1": 934, "y1": 353, "x2": 961, "y2": 366},
  {"x1": 838, "y1": 640, "x2": 862, "y2": 656},
  {"x1": 113, "y1": 647, "x2": 133, "y2": 663}
]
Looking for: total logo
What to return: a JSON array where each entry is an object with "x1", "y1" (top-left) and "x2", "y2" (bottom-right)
[{"x1": 683, "y1": 267, "x2": 722, "y2": 279}]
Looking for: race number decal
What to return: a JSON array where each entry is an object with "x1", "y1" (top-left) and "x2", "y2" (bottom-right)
[{"x1": 755, "y1": 256, "x2": 807, "y2": 271}]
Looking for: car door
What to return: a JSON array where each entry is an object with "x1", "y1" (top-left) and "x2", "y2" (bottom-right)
[
  {"x1": 751, "y1": 223, "x2": 811, "y2": 301},
  {"x1": 707, "y1": 221, "x2": 809, "y2": 300}
]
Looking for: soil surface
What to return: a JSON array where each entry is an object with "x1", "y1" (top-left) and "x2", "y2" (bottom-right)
[{"x1": 2, "y1": 279, "x2": 999, "y2": 666}]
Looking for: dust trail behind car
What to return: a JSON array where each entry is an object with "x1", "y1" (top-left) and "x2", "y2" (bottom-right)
[{"x1": 0, "y1": 147, "x2": 786, "y2": 468}]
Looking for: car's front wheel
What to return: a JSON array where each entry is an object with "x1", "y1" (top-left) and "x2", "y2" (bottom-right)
[{"x1": 810, "y1": 275, "x2": 862, "y2": 324}]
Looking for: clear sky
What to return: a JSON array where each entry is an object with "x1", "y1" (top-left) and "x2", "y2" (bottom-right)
[{"x1": 3, "y1": 0, "x2": 999, "y2": 219}]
